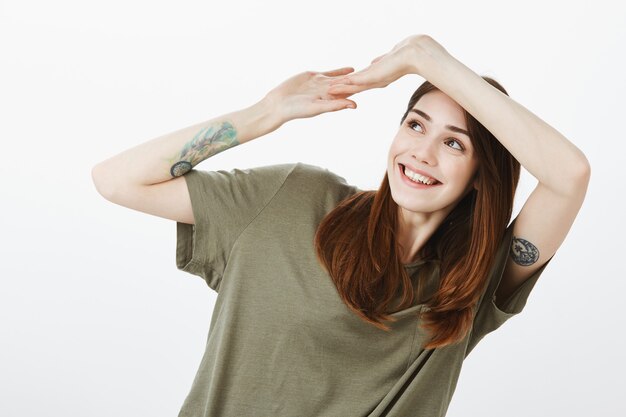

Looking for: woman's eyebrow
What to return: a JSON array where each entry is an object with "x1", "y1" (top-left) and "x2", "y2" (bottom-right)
[{"x1": 409, "y1": 109, "x2": 470, "y2": 137}]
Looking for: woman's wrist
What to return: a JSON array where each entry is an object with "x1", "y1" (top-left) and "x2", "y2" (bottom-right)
[
  {"x1": 226, "y1": 98, "x2": 284, "y2": 145},
  {"x1": 409, "y1": 35, "x2": 455, "y2": 78},
  {"x1": 257, "y1": 93, "x2": 289, "y2": 131},
  {"x1": 410, "y1": 38, "x2": 473, "y2": 100}
]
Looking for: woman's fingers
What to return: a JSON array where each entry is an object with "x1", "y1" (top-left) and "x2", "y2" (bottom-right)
[
  {"x1": 328, "y1": 81, "x2": 369, "y2": 95},
  {"x1": 320, "y1": 66, "x2": 355, "y2": 77},
  {"x1": 328, "y1": 70, "x2": 370, "y2": 95},
  {"x1": 329, "y1": 76, "x2": 351, "y2": 86},
  {"x1": 329, "y1": 65, "x2": 372, "y2": 86},
  {"x1": 315, "y1": 98, "x2": 357, "y2": 113}
]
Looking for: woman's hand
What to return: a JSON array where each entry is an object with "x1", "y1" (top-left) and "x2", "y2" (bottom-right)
[
  {"x1": 327, "y1": 35, "x2": 450, "y2": 97},
  {"x1": 263, "y1": 66, "x2": 359, "y2": 125}
]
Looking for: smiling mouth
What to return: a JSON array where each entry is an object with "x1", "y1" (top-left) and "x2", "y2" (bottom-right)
[{"x1": 398, "y1": 164, "x2": 442, "y2": 186}]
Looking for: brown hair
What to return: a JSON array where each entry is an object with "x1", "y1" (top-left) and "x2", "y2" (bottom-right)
[{"x1": 313, "y1": 77, "x2": 520, "y2": 349}]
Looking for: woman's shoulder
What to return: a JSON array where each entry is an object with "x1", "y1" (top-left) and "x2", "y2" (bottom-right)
[
  {"x1": 293, "y1": 162, "x2": 344, "y2": 180},
  {"x1": 293, "y1": 162, "x2": 360, "y2": 189},
  {"x1": 286, "y1": 162, "x2": 362, "y2": 201}
]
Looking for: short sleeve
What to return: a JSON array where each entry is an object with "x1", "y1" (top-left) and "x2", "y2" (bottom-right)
[
  {"x1": 466, "y1": 217, "x2": 554, "y2": 355},
  {"x1": 175, "y1": 162, "x2": 297, "y2": 291}
]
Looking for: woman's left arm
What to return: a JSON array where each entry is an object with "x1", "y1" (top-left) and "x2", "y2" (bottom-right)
[
  {"x1": 415, "y1": 37, "x2": 591, "y2": 305},
  {"x1": 414, "y1": 36, "x2": 590, "y2": 190},
  {"x1": 330, "y1": 35, "x2": 591, "y2": 305}
]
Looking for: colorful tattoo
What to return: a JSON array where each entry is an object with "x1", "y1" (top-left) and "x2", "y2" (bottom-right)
[{"x1": 167, "y1": 121, "x2": 239, "y2": 177}]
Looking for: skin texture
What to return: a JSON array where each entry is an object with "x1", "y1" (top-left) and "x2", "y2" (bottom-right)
[{"x1": 387, "y1": 90, "x2": 478, "y2": 263}]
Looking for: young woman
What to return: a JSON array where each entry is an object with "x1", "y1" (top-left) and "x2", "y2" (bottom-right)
[{"x1": 92, "y1": 35, "x2": 590, "y2": 416}]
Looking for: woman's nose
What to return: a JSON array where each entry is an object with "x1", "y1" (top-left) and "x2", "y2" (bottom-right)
[{"x1": 410, "y1": 137, "x2": 438, "y2": 166}]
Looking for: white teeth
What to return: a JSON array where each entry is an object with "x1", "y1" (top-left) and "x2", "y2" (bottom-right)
[{"x1": 403, "y1": 165, "x2": 437, "y2": 185}]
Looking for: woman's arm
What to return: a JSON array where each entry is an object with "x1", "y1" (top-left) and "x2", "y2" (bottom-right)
[
  {"x1": 92, "y1": 67, "x2": 357, "y2": 196},
  {"x1": 408, "y1": 37, "x2": 592, "y2": 303},
  {"x1": 413, "y1": 36, "x2": 590, "y2": 193},
  {"x1": 330, "y1": 35, "x2": 590, "y2": 191},
  {"x1": 91, "y1": 100, "x2": 278, "y2": 195}
]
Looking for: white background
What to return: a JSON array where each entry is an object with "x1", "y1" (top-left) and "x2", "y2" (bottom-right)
[{"x1": 2, "y1": 0, "x2": 624, "y2": 416}]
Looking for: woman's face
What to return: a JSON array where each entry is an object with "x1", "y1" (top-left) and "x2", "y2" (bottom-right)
[{"x1": 387, "y1": 90, "x2": 479, "y2": 219}]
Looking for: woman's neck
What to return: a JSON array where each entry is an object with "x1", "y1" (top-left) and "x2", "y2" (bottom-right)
[{"x1": 396, "y1": 206, "x2": 448, "y2": 264}]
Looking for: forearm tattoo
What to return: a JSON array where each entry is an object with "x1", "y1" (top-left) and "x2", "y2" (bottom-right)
[
  {"x1": 168, "y1": 121, "x2": 239, "y2": 177},
  {"x1": 510, "y1": 236, "x2": 540, "y2": 266}
]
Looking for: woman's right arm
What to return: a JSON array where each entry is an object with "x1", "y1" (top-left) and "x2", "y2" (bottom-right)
[
  {"x1": 91, "y1": 67, "x2": 358, "y2": 223},
  {"x1": 92, "y1": 99, "x2": 279, "y2": 193}
]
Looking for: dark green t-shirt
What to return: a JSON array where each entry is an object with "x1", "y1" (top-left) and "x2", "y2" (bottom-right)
[{"x1": 175, "y1": 162, "x2": 552, "y2": 417}]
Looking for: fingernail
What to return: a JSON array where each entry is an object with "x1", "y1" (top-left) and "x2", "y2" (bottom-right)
[{"x1": 346, "y1": 103, "x2": 355, "y2": 109}]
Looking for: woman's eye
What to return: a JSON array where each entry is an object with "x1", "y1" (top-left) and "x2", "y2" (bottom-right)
[
  {"x1": 408, "y1": 120, "x2": 423, "y2": 132},
  {"x1": 446, "y1": 139, "x2": 464, "y2": 151}
]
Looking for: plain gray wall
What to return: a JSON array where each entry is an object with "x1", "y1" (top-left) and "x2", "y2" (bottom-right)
[{"x1": 1, "y1": 0, "x2": 623, "y2": 416}]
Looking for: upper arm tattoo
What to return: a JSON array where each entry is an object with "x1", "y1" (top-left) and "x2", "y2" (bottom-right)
[{"x1": 510, "y1": 236, "x2": 540, "y2": 266}]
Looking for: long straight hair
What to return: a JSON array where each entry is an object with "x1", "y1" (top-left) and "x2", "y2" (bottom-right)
[{"x1": 313, "y1": 77, "x2": 520, "y2": 349}]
